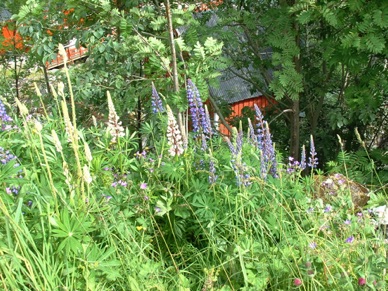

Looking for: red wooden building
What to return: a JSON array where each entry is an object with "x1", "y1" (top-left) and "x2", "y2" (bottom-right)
[
  {"x1": 1, "y1": 5, "x2": 270, "y2": 135},
  {"x1": 46, "y1": 39, "x2": 88, "y2": 70},
  {"x1": 0, "y1": 8, "x2": 88, "y2": 69},
  {"x1": 208, "y1": 68, "x2": 271, "y2": 135}
]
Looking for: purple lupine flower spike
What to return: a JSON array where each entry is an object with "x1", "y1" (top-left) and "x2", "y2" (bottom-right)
[
  {"x1": 235, "y1": 124, "x2": 244, "y2": 156},
  {"x1": 187, "y1": 80, "x2": 200, "y2": 133},
  {"x1": 252, "y1": 105, "x2": 277, "y2": 179},
  {"x1": 224, "y1": 136, "x2": 236, "y2": 156},
  {"x1": 187, "y1": 79, "x2": 211, "y2": 135},
  {"x1": 151, "y1": 82, "x2": 165, "y2": 113},
  {"x1": 204, "y1": 105, "x2": 213, "y2": 137},
  {"x1": 247, "y1": 118, "x2": 257, "y2": 147},
  {"x1": 254, "y1": 104, "x2": 265, "y2": 150},
  {"x1": 300, "y1": 145, "x2": 306, "y2": 170},
  {"x1": 0, "y1": 99, "x2": 13, "y2": 130},
  {"x1": 264, "y1": 122, "x2": 277, "y2": 177},
  {"x1": 208, "y1": 159, "x2": 217, "y2": 185},
  {"x1": 308, "y1": 135, "x2": 318, "y2": 168},
  {"x1": 201, "y1": 133, "x2": 208, "y2": 151}
]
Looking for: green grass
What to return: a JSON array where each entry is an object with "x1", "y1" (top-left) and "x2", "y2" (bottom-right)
[{"x1": 0, "y1": 67, "x2": 387, "y2": 290}]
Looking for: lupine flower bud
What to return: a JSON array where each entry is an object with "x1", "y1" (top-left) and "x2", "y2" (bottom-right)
[
  {"x1": 63, "y1": 161, "x2": 72, "y2": 188},
  {"x1": 49, "y1": 84, "x2": 58, "y2": 100},
  {"x1": 204, "y1": 105, "x2": 213, "y2": 136}
]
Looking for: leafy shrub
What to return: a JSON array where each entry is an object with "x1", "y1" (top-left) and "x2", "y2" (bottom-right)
[{"x1": 0, "y1": 77, "x2": 386, "y2": 290}]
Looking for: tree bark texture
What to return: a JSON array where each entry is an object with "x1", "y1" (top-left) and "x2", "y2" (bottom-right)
[{"x1": 165, "y1": 0, "x2": 179, "y2": 92}]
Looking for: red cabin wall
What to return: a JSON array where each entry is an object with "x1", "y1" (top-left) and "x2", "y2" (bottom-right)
[
  {"x1": 46, "y1": 45, "x2": 88, "y2": 69},
  {"x1": 218, "y1": 95, "x2": 270, "y2": 135}
]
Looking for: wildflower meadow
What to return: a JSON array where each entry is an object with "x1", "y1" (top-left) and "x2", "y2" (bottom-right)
[{"x1": 0, "y1": 59, "x2": 387, "y2": 290}]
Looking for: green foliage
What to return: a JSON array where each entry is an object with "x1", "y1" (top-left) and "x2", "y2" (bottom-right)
[
  {"x1": 0, "y1": 1, "x2": 387, "y2": 289},
  {"x1": 199, "y1": 0, "x2": 388, "y2": 166},
  {"x1": 2, "y1": 73, "x2": 387, "y2": 289}
]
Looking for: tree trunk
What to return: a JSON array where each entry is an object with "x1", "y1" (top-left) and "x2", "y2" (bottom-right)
[
  {"x1": 137, "y1": 61, "x2": 143, "y2": 152},
  {"x1": 208, "y1": 93, "x2": 233, "y2": 135},
  {"x1": 13, "y1": 55, "x2": 19, "y2": 99},
  {"x1": 42, "y1": 64, "x2": 52, "y2": 98},
  {"x1": 165, "y1": 0, "x2": 179, "y2": 92},
  {"x1": 290, "y1": 99, "x2": 300, "y2": 160},
  {"x1": 290, "y1": 5, "x2": 301, "y2": 160}
]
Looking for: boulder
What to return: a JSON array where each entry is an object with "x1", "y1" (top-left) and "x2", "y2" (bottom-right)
[{"x1": 313, "y1": 173, "x2": 370, "y2": 210}]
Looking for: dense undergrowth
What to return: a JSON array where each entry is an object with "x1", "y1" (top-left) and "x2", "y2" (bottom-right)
[{"x1": 0, "y1": 61, "x2": 387, "y2": 290}]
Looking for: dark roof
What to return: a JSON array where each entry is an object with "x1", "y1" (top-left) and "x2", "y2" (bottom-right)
[
  {"x1": 0, "y1": 8, "x2": 12, "y2": 22},
  {"x1": 177, "y1": 11, "x2": 267, "y2": 104},
  {"x1": 209, "y1": 68, "x2": 263, "y2": 104}
]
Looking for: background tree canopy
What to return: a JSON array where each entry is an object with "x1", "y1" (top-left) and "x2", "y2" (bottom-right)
[
  {"x1": 2, "y1": 0, "x2": 387, "y2": 170},
  {"x1": 1, "y1": 1, "x2": 388, "y2": 289}
]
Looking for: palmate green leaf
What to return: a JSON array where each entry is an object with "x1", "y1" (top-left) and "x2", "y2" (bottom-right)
[
  {"x1": 57, "y1": 236, "x2": 83, "y2": 254},
  {"x1": 174, "y1": 206, "x2": 190, "y2": 219},
  {"x1": 159, "y1": 161, "x2": 185, "y2": 182},
  {"x1": 0, "y1": 160, "x2": 22, "y2": 183},
  {"x1": 155, "y1": 198, "x2": 172, "y2": 217}
]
